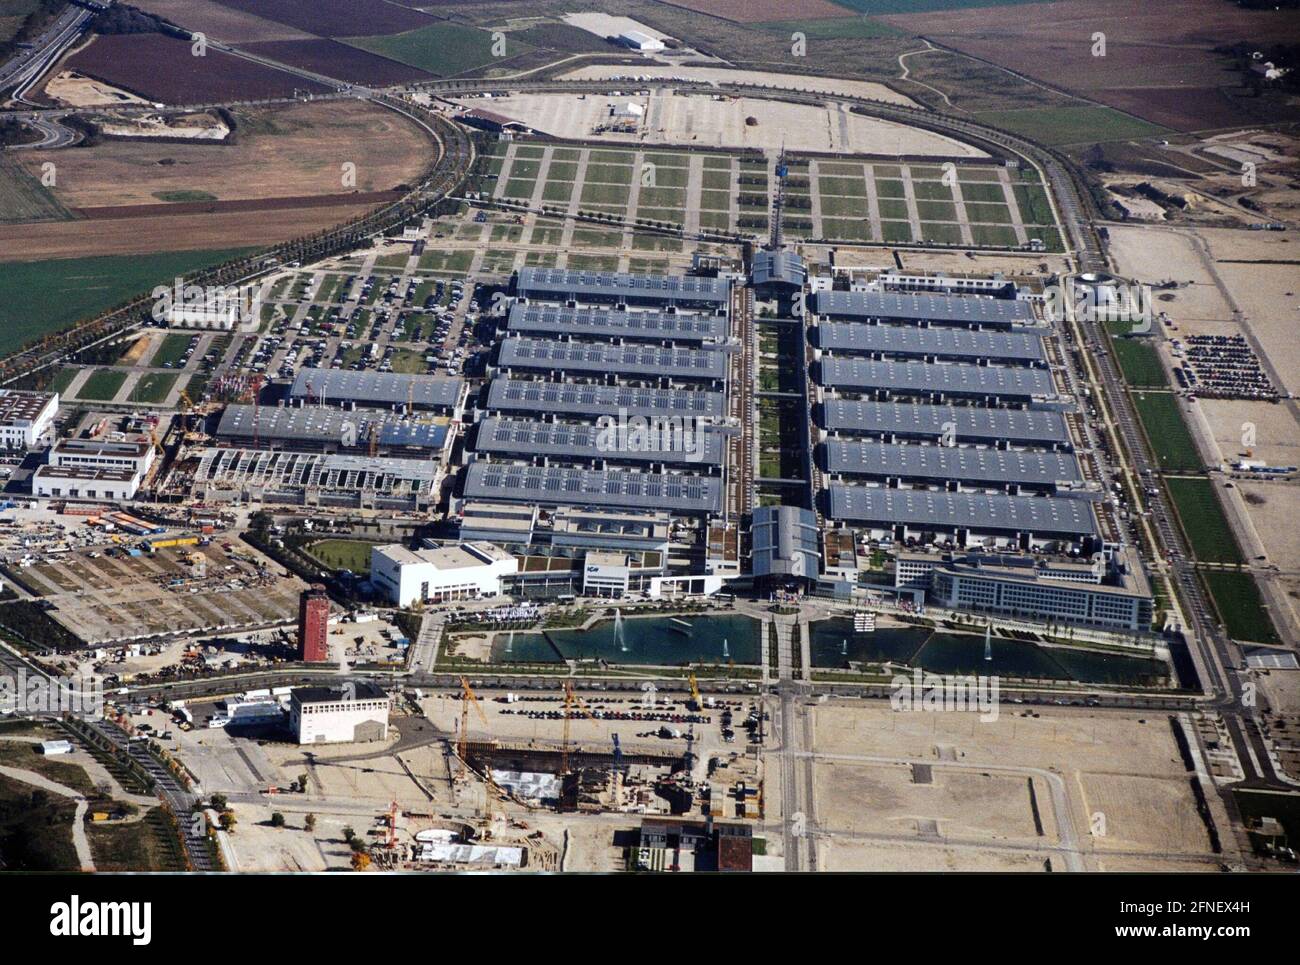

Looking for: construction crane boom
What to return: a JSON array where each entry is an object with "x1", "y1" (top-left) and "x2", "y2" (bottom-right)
[
  {"x1": 457, "y1": 676, "x2": 487, "y2": 779},
  {"x1": 561, "y1": 681, "x2": 598, "y2": 776}
]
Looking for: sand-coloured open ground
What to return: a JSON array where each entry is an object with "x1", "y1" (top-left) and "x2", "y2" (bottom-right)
[
  {"x1": 42, "y1": 71, "x2": 150, "y2": 107},
  {"x1": 18, "y1": 99, "x2": 431, "y2": 210},
  {"x1": 455, "y1": 90, "x2": 984, "y2": 157},
  {"x1": 561, "y1": 64, "x2": 917, "y2": 107}
]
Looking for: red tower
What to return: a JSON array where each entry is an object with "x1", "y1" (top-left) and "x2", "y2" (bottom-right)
[{"x1": 298, "y1": 584, "x2": 330, "y2": 664}]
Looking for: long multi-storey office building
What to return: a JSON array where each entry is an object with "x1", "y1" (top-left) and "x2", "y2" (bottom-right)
[
  {"x1": 818, "y1": 358, "x2": 1055, "y2": 404},
  {"x1": 496, "y1": 338, "x2": 728, "y2": 385},
  {"x1": 814, "y1": 322, "x2": 1046, "y2": 367},
  {"x1": 822, "y1": 440, "x2": 1082, "y2": 493},
  {"x1": 484, "y1": 379, "x2": 726, "y2": 424},
  {"x1": 827, "y1": 486, "x2": 1098, "y2": 547},
  {"x1": 515, "y1": 267, "x2": 729, "y2": 310},
  {"x1": 474, "y1": 416, "x2": 725, "y2": 470},
  {"x1": 506, "y1": 303, "x2": 729, "y2": 347},
  {"x1": 810, "y1": 290, "x2": 1036, "y2": 330},
  {"x1": 818, "y1": 400, "x2": 1072, "y2": 451},
  {"x1": 463, "y1": 463, "x2": 723, "y2": 516}
]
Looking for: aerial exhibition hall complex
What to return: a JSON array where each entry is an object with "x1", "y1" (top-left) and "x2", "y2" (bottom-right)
[{"x1": 0, "y1": 0, "x2": 1296, "y2": 892}]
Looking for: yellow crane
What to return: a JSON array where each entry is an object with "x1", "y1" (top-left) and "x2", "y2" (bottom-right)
[
  {"x1": 688, "y1": 672, "x2": 702, "y2": 711},
  {"x1": 561, "y1": 680, "x2": 598, "y2": 776},
  {"x1": 457, "y1": 676, "x2": 487, "y2": 780}
]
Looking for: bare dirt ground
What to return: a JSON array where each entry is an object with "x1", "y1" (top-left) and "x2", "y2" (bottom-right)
[
  {"x1": 18, "y1": 99, "x2": 430, "y2": 210},
  {"x1": 0, "y1": 203, "x2": 374, "y2": 260},
  {"x1": 561, "y1": 64, "x2": 917, "y2": 107},
  {"x1": 42, "y1": 71, "x2": 149, "y2": 108},
  {"x1": 134, "y1": 0, "x2": 317, "y2": 42},
  {"x1": 453, "y1": 90, "x2": 984, "y2": 156},
  {"x1": 810, "y1": 700, "x2": 1227, "y2": 872}
]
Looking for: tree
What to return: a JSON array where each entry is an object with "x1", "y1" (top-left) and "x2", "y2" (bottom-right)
[
  {"x1": 218, "y1": 811, "x2": 237, "y2": 833},
  {"x1": 297, "y1": 773, "x2": 309, "y2": 793},
  {"x1": 341, "y1": 825, "x2": 355, "y2": 843},
  {"x1": 304, "y1": 813, "x2": 317, "y2": 832},
  {"x1": 210, "y1": 793, "x2": 228, "y2": 811},
  {"x1": 270, "y1": 812, "x2": 286, "y2": 828},
  {"x1": 351, "y1": 852, "x2": 371, "y2": 871}
]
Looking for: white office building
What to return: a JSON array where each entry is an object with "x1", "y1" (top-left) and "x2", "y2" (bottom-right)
[
  {"x1": 371, "y1": 541, "x2": 518, "y2": 606},
  {"x1": 34, "y1": 437, "x2": 157, "y2": 500},
  {"x1": 619, "y1": 29, "x2": 665, "y2": 52},
  {"x1": 0, "y1": 390, "x2": 58, "y2": 450},
  {"x1": 290, "y1": 684, "x2": 390, "y2": 745}
]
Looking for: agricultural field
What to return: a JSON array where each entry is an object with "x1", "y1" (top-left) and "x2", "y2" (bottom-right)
[
  {"x1": 0, "y1": 248, "x2": 252, "y2": 359},
  {"x1": 61, "y1": 33, "x2": 330, "y2": 104},
  {"x1": 241, "y1": 39, "x2": 435, "y2": 84},
  {"x1": 1131, "y1": 391, "x2": 1203, "y2": 474},
  {"x1": 0, "y1": 156, "x2": 71, "y2": 224},
  {"x1": 211, "y1": 0, "x2": 432, "y2": 37},
  {"x1": 970, "y1": 106, "x2": 1168, "y2": 147},
  {"x1": 348, "y1": 22, "x2": 531, "y2": 76},
  {"x1": 1164, "y1": 476, "x2": 1244, "y2": 566},
  {"x1": 123, "y1": 0, "x2": 316, "y2": 42},
  {"x1": 878, "y1": 0, "x2": 1300, "y2": 131},
  {"x1": 656, "y1": 0, "x2": 853, "y2": 21}
]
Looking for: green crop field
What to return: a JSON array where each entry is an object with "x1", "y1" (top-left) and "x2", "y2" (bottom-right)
[
  {"x1": 1200, "y1": 571, "x2": 1279, "y2": 644},
  {"x1": 974, "y1": 106, "x2": 1169, "y2": 146},
  {"x1": 759, "y1": 17, "x2": 900, "y2": 38},
  {"x1": 0, "y1": 249, "x2": 253, "y2": 361},
  {"x1": 0, "y1": 156, "x2": 72, "y2": 223},
  {"x1": 348, "y1": 23, "x2": 533, "y2": 77},
  {"x1": 77, "y1": 369, "x2": 127, "y2": 402},
  {"x1": 1164, "y1": 476, "x2": 1244, "y2": 565},
  {"x1": 1132, "y1": 392, "x2": 1202, "y2": 473}
]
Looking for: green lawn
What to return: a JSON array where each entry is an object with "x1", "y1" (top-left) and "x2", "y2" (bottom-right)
[
  {"x1": 1164, "y1": 476, "x2": 1244, "y2": 565},
  {"x1": 1200, "y1": 570, "x2": 1280, "y2": 643},
  {"x1": 974, "y1": 105, "x2": 1169, "y2": 146},
  {"x1": 149, "y1": 333, "x2": 192, "y2": 369},
  {"x1": 305, "y1": 539, "x2": 383, "y2": 575},
  {"x1": 347, "y1": 23, "x2": 532, "y2": 76},
  {"x1": 1132, "y1": 392, "x2": 1202, "y2": 473},
  {"x1": 1109, "y1": 334, "x2": 1166, "y2": 388},
  {"x1": 0, "y1": 248, "x2": 253, "y2": 361},
  {"x1": 76, "y1": 369, "x2": 127, "y2": 402},
  {"x1": 129, "y1": 372, "x2": 178, "y2": 404}
]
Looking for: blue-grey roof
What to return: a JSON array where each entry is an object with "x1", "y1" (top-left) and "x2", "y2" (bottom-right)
[
  {"x1": 507, "y1": 302, "x2": 728, "y2": 344},
  {"x1": 828, "y1": 486, "x2": 1097, "y2": 537},
  {"x1": 290, "y1": 369, "x2": 463, "y2": 409},
  {"x1": 824, "y1": 440, "x2": 1081, "y2": 487},
  {"x1": 476, "y1": 416, "x2": 724, "y2": 467},
  {"x1": 464, "y1": 462, "x2": 722, "y2": 514},
  {"x1": 812, "y1": 290, "x2": 1035, "y2": 328},
  {"x1": 498, "y1": 338, "x2": 727, "y2": 381},
  {"x1": 819, "y1": 358, "x2": 1054, "y2": 400},
  {"x1": 816, "y1": 321, "x2": 1045, "y2": 365},
  {"x1": 485, "y1": 379, "x2": 726, "y2": 420},
  {"x1": 218, "y1": 404, "x2": 447, "y2": 451},
  {"x1": 516, "y1": 266, "x2": 729, "y2": 305},
  {"x1": 820, "y1": 400, "x2": 1070, "y2": 447},
  {"x1": 751, "y1": 505, "x2": 820, "y2": 579},
  {"x1": 751, "y1": 249, "x2": 807, "y2": 289}
]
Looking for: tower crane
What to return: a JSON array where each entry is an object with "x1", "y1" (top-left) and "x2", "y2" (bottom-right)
[
  {"x1": 457, "y1": 676, "x2": 487, "y2": 780},
  {"x1": 561, "y1": 680, "x2": 598, "y2": 776},
  {"x1": 687, "y1": 672, "x2": 702, "y2": 711}
]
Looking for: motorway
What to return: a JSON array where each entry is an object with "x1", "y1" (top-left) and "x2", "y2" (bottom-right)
[{"x1": 0, "y1": 4, "x2": 93, "y2": 107}]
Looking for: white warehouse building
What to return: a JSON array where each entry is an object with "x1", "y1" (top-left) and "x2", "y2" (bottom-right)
[
  {"x1": 290, "y1": 684, "x2": 390, "y2": 745},
  {"x1": 619, "y1": 29, "x2": 665, "y2": 52},
  {"x1": 0, "y1": 390, "x2": 58, "y2": 450},
  {"x1": 371, "y1": 541, "x2": 518, "y2": 607}
]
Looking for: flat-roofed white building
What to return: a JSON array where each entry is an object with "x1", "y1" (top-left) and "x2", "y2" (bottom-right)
[
  {"x1": 290, "y1": 684, "x2": 389, "y2": 745},
  {"x1": 0, "y1": 390, "x2": 58, "y2": 450},
  {"x1": 35, "y1": 437, "x2": 157, "y2": 500},
  {"x1": 165, "y1": 299, "x2": 249, "y2": 331},
  {"x1": 371, "y1": 541, "x2": 518, "y2": 606},
  {"x1": 50, "y1": 438, "x2": 156, "y2": 477},
  {"x1": 619, "y1": 29, "x2": 665, "y2": 52}
]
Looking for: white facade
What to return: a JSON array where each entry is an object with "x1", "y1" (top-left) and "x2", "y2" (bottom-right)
[
  {"x1": 33, "y1": 466, "x2": 140, "y2": 500},
  {"x1": 290, "y1": 687, "x2": 390, "y2": 745},
  {"x1": 583, "y1": 551, "x2": 632, "y2": 597},
  {"x1": 620, "y1": 30, "x2": 665, "y2": 52},
  {"x1": 0, "y1": 390, "x2": 58, "y2": 450},
  {"x1": 50, "y1": 438, "x2": 156, "y2": 477},
  {"x1": 371, "y1": 541, "x2": 518, "y2": 607},
  {"x1": 165, "y1": 301, "x2": 246, "y2": 331}
]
